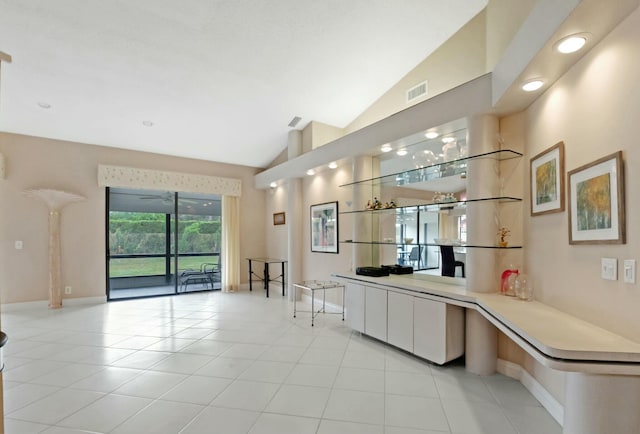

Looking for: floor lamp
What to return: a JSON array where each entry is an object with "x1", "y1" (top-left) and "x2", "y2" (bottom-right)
[{"x1": 24, "y1": 189, "x2": 85, "y2": 309}]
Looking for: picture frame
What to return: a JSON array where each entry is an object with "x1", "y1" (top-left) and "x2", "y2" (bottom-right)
[
  {"x1": 530, "y1": 141, "x2": 565, "y2": 216},
  {"x1": 310, "y1": 201, "x2": 339, "y2": 253},
  {"x1": 568, "y1": 151, "x2": 625, "y2": 245},
  {"x1": 273, "y1": 212, "x2": 285, "y2": 226}
]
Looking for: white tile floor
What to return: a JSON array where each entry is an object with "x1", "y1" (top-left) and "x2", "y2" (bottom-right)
[{"x1": 2, "y1": 287, "x2": 561, "y2": 434}]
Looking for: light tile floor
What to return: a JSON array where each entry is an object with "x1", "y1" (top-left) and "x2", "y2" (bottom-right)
[{"x1": 2, "y1": 287, "x2": 561, "y2": 434}]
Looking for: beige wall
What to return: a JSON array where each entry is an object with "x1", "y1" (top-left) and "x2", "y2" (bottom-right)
[
  {"x1": 345, "y1": 10, "x2": 487, "y2": 135},
  {"x1": 496, "y1": 4, "x2": 640, "y2": 405},
  {"x1": 485, "y1": 0, "x2": 537, "y2": 71},
  {"x1": 0, "y1": 132, "x2": 266, "y2": 303},
  {"x1": 265, "y1": 184, "x2": 288, "y2": 261},
  {"x1": 520, "y1": 5, "x2": 640, "y2": 342}
]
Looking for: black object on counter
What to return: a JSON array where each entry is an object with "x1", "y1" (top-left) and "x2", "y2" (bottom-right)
[
  {"x1": 382, "y1": 264, "x2": 414, "y2": 275},
  {"x1": 355, "y1": 266, "x2": 390, "y2": 277}
]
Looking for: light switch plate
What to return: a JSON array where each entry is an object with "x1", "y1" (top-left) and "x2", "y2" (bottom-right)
[
  {"x1": 14, "y1": 240, "x2": 23, "y2": 250},
  {"x1": 601, "y1": 258, "x2": 617, "y2": 281},
  {"x1": 623, "y1": 259, "x2": 636, "y2": 284}
]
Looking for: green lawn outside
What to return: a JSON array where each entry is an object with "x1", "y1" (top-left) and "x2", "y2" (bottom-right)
[{"x1": 109, "y1": 255, "x2": 219, "y2": 278}]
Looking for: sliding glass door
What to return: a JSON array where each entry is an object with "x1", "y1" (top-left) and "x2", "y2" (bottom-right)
[{"x1": 106, "y1": 187, "x2": 221, "y2": 300}]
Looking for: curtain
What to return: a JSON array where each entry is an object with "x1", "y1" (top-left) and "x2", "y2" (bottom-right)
[{"x1": 221, "y1": 195, "x2": 240, "y2": 292}]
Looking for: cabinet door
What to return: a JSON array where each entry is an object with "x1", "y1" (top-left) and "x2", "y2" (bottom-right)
[
  {"x1": 345, "y1": 283, "x2": 365, "y2": 333},
  {"x1": 365, "y1": 286, "x2": 387, "y2": 342},
  {"x1": 387, "y1": 291, "x2": 413, "y2": 352},
  {"x1": 413, "y1": 297, "x2": 464, "y2": 364}
]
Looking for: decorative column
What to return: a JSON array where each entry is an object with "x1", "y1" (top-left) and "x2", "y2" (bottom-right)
[
  {"x1": 351, "y1": 155, "x2": 380, "y2": 268},
  {"x1": 287, "y1": 130, "x2": 303, "y2": 301},
  {"x1": 464, "y1": 114, "x2": 500, "y2": 375},
  {"x1": 24, "y1": 189, "x2": 85, "y2": 308},
  {"x1": 564, "y1": 372, "x2": 640, "y2": 434}
]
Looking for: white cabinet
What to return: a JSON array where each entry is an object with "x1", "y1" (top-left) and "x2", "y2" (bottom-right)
[
  {"x1": 341, "y1": 277, "x2": 465, "y2": 365},
  {"x1": 387, "y1": 291, "x2": 414, "y2": 352},
  {"x1": 365, "y1": 286, "x2": 387, "y2": 341},
  {"x1": 345, "y1": 283, "x2": 365, "y2": 333},
  {"x1": 413, "y1": 297, "x2": 464, "y2": 365}
]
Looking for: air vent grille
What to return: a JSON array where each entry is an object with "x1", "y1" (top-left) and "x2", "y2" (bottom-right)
[
  {"x1": 407, "y1": 80, "x2": 428, "y2": 103},
  {"x1": 288, "y1": 116, "x2": 302, "y2": 128}
]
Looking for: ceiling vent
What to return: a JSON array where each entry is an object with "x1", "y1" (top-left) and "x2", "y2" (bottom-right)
[
  {"x1": 288, "y1": 116, "x2": 302, "y2": 128},
  {"x1": 407, "y1": 80, "x2": 428, "y2": 103}
]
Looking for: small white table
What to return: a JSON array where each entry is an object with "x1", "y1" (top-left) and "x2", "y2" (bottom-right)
[{"x1": 293, "y1": 280, "x2": 345, "y2": 326}]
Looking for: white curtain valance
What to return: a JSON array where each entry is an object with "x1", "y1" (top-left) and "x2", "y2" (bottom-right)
[{"x1": 98, "y1": 164, "x2": 242, "y2": 197}]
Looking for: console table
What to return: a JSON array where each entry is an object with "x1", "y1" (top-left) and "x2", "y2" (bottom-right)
[{"x1": 246, "y1": 258, "x2": 286, "y2": 297}]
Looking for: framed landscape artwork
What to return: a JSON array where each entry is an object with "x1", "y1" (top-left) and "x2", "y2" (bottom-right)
[
  {"x1": 530, "y1": 141, "x2": 565, "y2": 216},
  {"x1": 568, "y1": 151, "x2": 625, "y2": 245},
  {"x1": 310, "y1": 201, "x2": 339, "y2": 253}
]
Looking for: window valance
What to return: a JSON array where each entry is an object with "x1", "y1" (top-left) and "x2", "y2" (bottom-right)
[{"x1": 97, "y1": 164, "x2": 241, "y2": 197}]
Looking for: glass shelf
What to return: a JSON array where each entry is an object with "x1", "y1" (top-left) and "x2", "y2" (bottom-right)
[
  {"x1": 339, "y1": 240, "x2": 522, "y2": 249},
  {"x1": 339, "y1": 149, "x2": 523, "y2": 188},
  {"x1": 340, "y1": 196, "x2": 522, "y2": 215}
]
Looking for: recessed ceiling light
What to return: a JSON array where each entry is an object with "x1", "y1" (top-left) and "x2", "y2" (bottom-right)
[
  {"x1": 37, "y1": 102, "x2": 51, "y2": 109},
  {"x1": 269, "y1": 182, "x2": 277, "y2": 188},
  {"x1": 306, "y1": 169, "x2": 315, "y2": 176},
  {"x1": 442, "y1": 137, "x2": 455, "y2": 143},
  {"x1": 522, "y1": 79, "x2": 544, "y2": 92},
  {"x1": 328, "y1": 161, "x2": 338, "y2": 169},
  {"x1": 425, "y1": 131, "x2": 439, "y2": 139},
  {"x1": 555, "y1": 34, "x2": 588, "y2": 54},
  {"x1": 380, "y1": 144, "x2": 392, "y2": 153},
  {"x1": 396, "y1": 148, "x2": 408, "y2": 156}
]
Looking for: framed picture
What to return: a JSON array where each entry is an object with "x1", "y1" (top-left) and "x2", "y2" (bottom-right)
[
  {"x1": 273, "y1": 212, "x2": 285, "y2": 225},
  {"x1": 530, "y1": 141, "x2": 565, "y2": 216},
  {"x1": 310, "y1": 201, "x2": 339, "y2": 253},
  {"x1": 568, "y1": 151, "x2": 625, "y2": 245}
]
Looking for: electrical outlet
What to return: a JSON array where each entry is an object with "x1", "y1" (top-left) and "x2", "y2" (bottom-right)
[
  {"x1": 15, "y1": 240, "x2": 23, "y2": 250},
  {"x1": 624, "y1": 260, "x2": 636, "y2": 284},
  {"x1": 601, "y1": 258, "x2": 617, "y2": 281},
  {"x1": 64, "y1": 286, "x2": 72, "y2": 295}
]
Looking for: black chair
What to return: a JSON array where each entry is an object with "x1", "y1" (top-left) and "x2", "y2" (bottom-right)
[{"x1": 440, "y1": 245, "x2": 465, "y2": 277}]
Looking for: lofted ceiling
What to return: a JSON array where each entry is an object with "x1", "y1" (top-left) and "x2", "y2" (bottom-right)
[{"x1": 0, "y1": 0, "x2": 487, "y2": 168}]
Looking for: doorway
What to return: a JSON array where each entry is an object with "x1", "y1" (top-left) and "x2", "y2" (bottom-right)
[{"x1": 106, "y1": 187, "x2": 222, "y2": 300}]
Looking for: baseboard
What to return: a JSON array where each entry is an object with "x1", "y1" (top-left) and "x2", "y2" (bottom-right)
[
  {"x1": 64, "y1": 296, "x2": 107, "y2": 306},
  {"x1": 1, "y1": 296, "x2": 107, "y2": 312},
  {"x1": 1, "y1": 300, "x2": 48, "y2": 312},
  {"x1": 497, "y1": 359, "x2": 564, "y2": 426}
]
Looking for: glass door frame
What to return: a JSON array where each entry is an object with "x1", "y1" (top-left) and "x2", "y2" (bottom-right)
[{"x1": 106, "y1": 187, "x2": 221, "y2": 301}]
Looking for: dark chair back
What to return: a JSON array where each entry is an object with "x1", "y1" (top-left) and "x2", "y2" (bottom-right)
[{"x1": 440, "y1": 245, "x2": 464, "y2": 277}]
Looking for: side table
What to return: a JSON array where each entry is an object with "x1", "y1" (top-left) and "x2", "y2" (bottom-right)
[{"x1": 293, "y1": 280, "x2": 345, "y2": 326}]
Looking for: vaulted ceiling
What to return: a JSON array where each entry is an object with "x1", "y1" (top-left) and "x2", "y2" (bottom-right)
[{"x1": 0, "y1": 0, "x2": 487, "y2": 168}]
